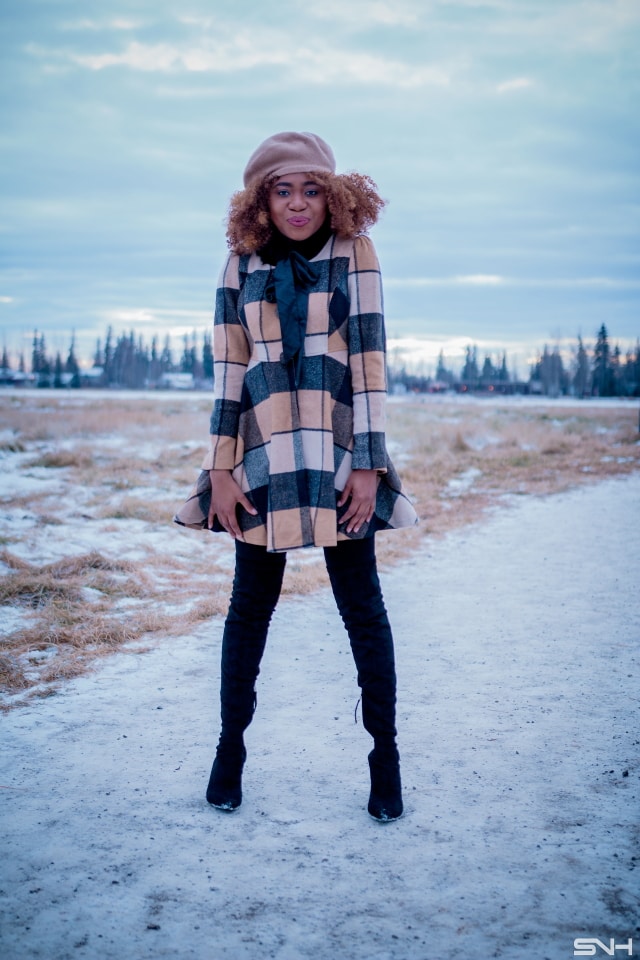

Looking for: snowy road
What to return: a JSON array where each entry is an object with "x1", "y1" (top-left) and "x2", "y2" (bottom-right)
[{"x1": 2, "y1": 475, "x2": 639, "y2": 960}]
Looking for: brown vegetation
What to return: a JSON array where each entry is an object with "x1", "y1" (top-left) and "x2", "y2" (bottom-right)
[{"x1": 1, "y1": 391, "x2": 638, "y2": 707}]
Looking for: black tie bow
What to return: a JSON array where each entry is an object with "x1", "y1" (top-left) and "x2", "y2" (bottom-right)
[{"x1": 265, "y1": 250, "x2": 321, "y2": 387}]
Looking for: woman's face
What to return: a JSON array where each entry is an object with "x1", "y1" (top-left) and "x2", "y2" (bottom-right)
[{"x1": 268, "y1": 172, "x2": 328, "y2": 241}]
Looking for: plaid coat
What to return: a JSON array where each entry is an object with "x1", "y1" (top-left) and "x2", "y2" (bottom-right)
[{"x1": 175, "y1": 233, "x2": 417, "y2": 552}]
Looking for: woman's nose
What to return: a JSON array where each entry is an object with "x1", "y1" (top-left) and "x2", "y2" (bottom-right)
[{"x1": 288, "y1": 192, "x2": 307, "y2": 209}]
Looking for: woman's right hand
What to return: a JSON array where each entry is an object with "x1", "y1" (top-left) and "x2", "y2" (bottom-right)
[{"x1": 208, "y1": 470, "x2": 258, "y2": 539}]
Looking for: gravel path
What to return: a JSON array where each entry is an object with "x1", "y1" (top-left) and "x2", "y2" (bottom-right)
[{"x1": 2, "y1": 475, "x2": 639, "y2": 960}]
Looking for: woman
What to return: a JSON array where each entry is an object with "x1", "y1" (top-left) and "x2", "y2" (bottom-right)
[{"x1": 176, "y1": 131, "x2": 417, "y2": 821}]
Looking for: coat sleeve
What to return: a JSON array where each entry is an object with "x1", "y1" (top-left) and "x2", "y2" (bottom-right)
[
  {"x1": 347, "y1": 235, "x2": 388, "y2": 471},
  {"x1": 201, "y1": 253, "x2": 250, "y2": 471}
]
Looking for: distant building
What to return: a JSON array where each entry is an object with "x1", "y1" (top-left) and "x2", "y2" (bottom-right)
[
  {"x1": 158, "y1": 372, "x2": 195, "y2": 390},
  {"x1": 0, "y1": 368, "x2": 35, "y2": 387}
]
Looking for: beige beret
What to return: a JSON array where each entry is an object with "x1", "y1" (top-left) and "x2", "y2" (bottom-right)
[{"x1": 243, "y1": 131, "x2": 336, "y2": 188}]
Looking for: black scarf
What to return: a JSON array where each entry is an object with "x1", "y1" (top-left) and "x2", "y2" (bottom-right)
[{"x1": 260, "y1": 219, "x2": 333, "y2": 386}]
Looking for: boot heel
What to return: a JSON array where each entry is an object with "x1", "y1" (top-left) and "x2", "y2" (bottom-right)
[
  {"x1": 367, "y1": 748, "x2": 403, "y2": 822},
  {"x1": 206, "y1": 741, "x2": 247, "y2": 811}
]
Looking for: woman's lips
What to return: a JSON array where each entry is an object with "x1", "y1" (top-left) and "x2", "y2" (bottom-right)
[{"x1": 287, "y1": 217, "x2": 310, "y2": 227}]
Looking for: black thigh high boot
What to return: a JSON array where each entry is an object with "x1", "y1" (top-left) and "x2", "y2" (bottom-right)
[
  {"x1": 324, "y1": 537, "x2": 403, "y2": 822},
  {"x1": 206, "y1": 540, "x2": 286, "y2": 810}
]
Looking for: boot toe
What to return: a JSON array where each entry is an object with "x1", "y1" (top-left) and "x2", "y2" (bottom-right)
[
  {"x1": 367, "y1": 798, "x2": 404, "y2": 822},
  {"x1": 207, "y1": 795, "x2": 242, "y2": 812}
]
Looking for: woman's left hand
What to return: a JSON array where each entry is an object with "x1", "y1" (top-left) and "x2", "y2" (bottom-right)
[{"x1": 338, "y1": 469, "x2": 378, "y2": 534}]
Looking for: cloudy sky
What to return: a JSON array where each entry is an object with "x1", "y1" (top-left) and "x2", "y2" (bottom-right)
[{"x1": 1, "y1": 0, "x2": 639, "y2": 375}]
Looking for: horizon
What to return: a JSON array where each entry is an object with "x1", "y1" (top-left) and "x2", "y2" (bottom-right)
[{"x1": 6, "y1": 321, "x2": 635, "y2": 385}]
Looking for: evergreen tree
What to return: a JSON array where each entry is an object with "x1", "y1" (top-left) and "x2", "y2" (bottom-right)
[
  {"x1": 435, "y1": 349, "x2": 454, "y2": 385},
  {"x1": 160, "y1": 335, "x2": 174, "y2": 372},
  {"x1": 149, "y1": 335, "x2": 162, "y2": 383},
  {"x1": 190, "y1": 330, "x2": 202, "y2": 380},
  {"x1": 532, "y1": 345, "x2": 566, "y2": 397},
  {"x1": 610, "y1": 344, "x2": 623, "y2": 397},
  {"x1": 103, "y1": 327, "x2": 114, "y2": 385},
  {"x1": 181, "y1": 334, "x2": 190, "y2": 373},
  {"x1": 461, "y1": 345, "x2": 479, "y2": 384},
  {"x1": 572, "y1": 335, "x2": 590, "y2": 398},
  {"x1": 66, "y1": 333, "x2": 81, "y2": 388},
  {"x1": 1, "y1": 345, "x2": 9, "y2": 370},
  {"x1": 135, "y1": 335, "x2": 149, "y2": 388},
  {"x1": 111, "y1": 332, "x2": 131, "y2": 387},
  {"x1": 54, "y1": 352, "x2": 64, "y2": 388},
  {"x1": 623, "y1": 341, "x2": 640, "y2": 397},
  {"x1": 39, "y1": 334, "x2": 48, "y2": 368},
  {"x1": 592, "y1": 323, "x2": 613, "y2": 396},
  {"x1": 480, "y1": 355, "x2": 496, "y2": 384},
  {"x1": 181, "y1": 332, "x2": 199, "y2": 376},
  {"x1": 34, "y1": 333, "x2": 51, "y2": 386},
  {"x1": 31, "y1": 330, "x2": 41, "y2": 374}
]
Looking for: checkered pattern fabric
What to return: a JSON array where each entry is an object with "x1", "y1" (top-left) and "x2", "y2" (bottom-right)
[{"x1": 175, "y1": 233, "x2": 418, "y2": 551}]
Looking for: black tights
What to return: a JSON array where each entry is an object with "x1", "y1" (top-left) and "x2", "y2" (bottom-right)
[{"x1": 218, "y1": 537, "x2": 397, "y2": 748}]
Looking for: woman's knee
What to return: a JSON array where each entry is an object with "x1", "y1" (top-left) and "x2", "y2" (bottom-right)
[
  {"x1": 324, "y1": 537, "x2": 388, "y2": 620},
  {"x1": 229, "y1": 540, "x2": 287, "y2": 617}
]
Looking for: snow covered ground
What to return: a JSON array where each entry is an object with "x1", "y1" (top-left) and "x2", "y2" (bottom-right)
[{"x1": 1, "y1": 473, "x2": 639, "y2": 960}]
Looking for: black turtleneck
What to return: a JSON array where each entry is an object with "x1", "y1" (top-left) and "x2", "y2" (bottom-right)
[{"x1": 258, "y1": 217, "x2": 333, "y2": 265}]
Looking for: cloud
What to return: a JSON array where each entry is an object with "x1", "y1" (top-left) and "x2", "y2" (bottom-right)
[
  {"x1": 562, "y1": 0, "x2": 640, "y2": 50},
  {"x1": 180, "y1": 1, "x2": 421, "y2": 29},
  {"x1": 34, "y1": 1, "x2": 640, "y2": 92},
  {"x1": 496, "y1": 76, "x2": 534, "y2": 93},
  {"x1": 385, "y1": 275, "x2": 640, "y2": 288},
  {"x1": 66, "y1": 36, "x2": 294, "y2": 75},
  {"x1": 69, "y1": 42, "x2": 191, "y2": 72},
  {"x1": 308, "y1": 0, "x2": 420, "y2": 26},
  {"x1": 61, "y1": 34, "x2": 451, "y2": 88},
  {"x1": 486, "y1": 0, "x2": 640, "y2": 51},
  {"x1": 0, "y1": 296, "x2": 14, "y2": 303},
  {"x1": 457, "y1": 274, "x2": 505, "y2": 285},
  {"x1": 101, "y1": 307, "x2": 211, "y2": 330},
  {"x1": 553, "y1": 277, "x2": 640, "y2": 288},
  {"x1": 386, "y1": 275, "x2": 506, "y2": 287},
  {"x1": 61, "y1": 18, "x2": 141, "y2": 31}
]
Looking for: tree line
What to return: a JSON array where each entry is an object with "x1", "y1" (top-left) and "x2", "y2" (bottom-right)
[
  {"x1": 390, "y1": 325, "x2": 640, "y2": 398},
  {"x1": 1, "y1": 323, "x2": 638, "y2": 398},
  {"x1": 1, "y1": 327, "x2": 214, "y2": 390}
]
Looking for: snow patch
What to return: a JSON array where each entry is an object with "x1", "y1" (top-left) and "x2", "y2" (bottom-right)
[{"x1": 445, "y1": 466, "x2": 482, "y2": 496}]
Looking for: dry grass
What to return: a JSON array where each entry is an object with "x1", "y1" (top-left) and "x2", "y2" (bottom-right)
[
  {"x1": 2, "y1": 391, "x2": 211, "y2": 446},
  {"x1": 385, "y1": 400, "x2": 640, "y2": 537},
  {"x1": 0, "y1": 436, "x2": 26, "y2": 453},
  {"x1": 0, "y1": 544, "x2": 231, "y2": 705},
  {"x1": 1, "y1": 391, "x2": 639, "y2": 707},
  {"x1": 96, "y1": 496, "x2": 176, "y2": 524},
  {"x1": 27, "y1": 449, "x2": 94, "y2": 469}
]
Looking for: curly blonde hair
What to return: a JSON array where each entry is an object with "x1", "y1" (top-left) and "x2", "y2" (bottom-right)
[{"x1": 225, "y1": 171, "x2": 386, "y2": 255}]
